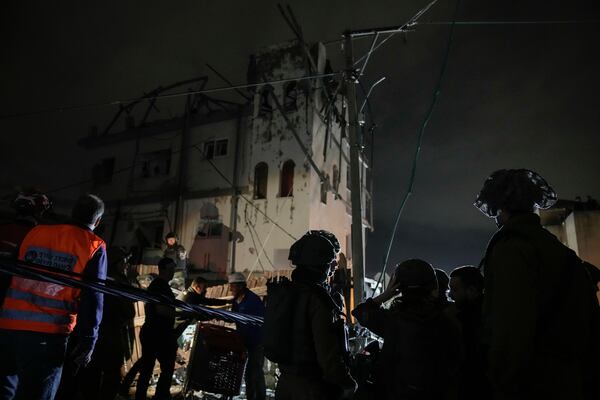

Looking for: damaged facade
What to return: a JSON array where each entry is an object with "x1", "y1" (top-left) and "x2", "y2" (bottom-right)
[{"x1": 78, "y1": 41, "x2": 372, "y2": 277}]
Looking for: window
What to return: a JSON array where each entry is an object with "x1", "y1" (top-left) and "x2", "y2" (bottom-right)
[
  {"x1": 280, "y1": 160, "x2": 295, "y2": 197},
  {"x1": 332, "y1": 164, "x2": 340, "y2": 193},
  {"x1": 92, "y1": 157, "x2": 115, "y2": 185},
  {"x1": 203, "y1": 138, "x2": 228, "y2": 159},
  {"x1": 284, "y1": 81, "x2": 298, "y2": 112},
  {"x1": 140, "y1": 150, "x2": 171, "y2": 178},
  {"x1": 254, "y1": 162, "x2": 268, "y2": 199}
]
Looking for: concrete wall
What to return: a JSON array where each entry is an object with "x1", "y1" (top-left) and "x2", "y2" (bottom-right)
[{"x1": 573, "y1": 211, "x2": 600, "y2": 266}]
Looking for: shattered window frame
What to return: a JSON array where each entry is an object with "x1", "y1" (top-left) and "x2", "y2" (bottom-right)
[
  {"x1": 279, "y1": 159, "x2": 295, "y2": 197},
  {"x1": 203, "y1": 138, "x2": 229, "y2": 160}
]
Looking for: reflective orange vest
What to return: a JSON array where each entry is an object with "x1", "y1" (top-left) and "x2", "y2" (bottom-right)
[{"x1": 0, "y1": 224, "x2": 105, "y2": 334}]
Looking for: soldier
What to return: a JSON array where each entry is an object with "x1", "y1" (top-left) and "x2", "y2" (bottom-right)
[
  {"x1": 352, "y1": 259, "x2": 462, "y2": 400},
  {"x1": 475, "y1": 169, "x2": 599, "y2": 400},
  {"x1": 265, "y1": 230, "x2": 356, "y2": 400}
]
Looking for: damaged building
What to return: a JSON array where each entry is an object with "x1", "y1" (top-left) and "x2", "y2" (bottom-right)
[{"x1": 78, "y1": 40, "x2": 372, "y2": 278}]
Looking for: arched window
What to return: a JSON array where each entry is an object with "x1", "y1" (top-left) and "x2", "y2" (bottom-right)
[
  {"x1": 254, "y1": 162, "x2": 268, "y2": 199},
  {"x1": 280, "y1": 160, "x2": 295, "y2": 197}
]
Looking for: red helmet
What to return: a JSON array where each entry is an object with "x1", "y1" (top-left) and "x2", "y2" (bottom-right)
[{"x1": 11, "y1": 192, "x2": 52, "y2": 216}]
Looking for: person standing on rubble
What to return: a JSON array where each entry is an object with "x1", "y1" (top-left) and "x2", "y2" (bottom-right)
[
  {"x1": 352, "y1": 259, "x2": 462, "y2": 400},
  {"x1": 265, "y1": 231, "x2": 357, "y2": 400},
  {"x1": 229, "y1": 272, "x2": 266, "y2": 400},
  {"x1": 475, "y1": 169, "x2": 600, "y2": 400},
  {"x1": 163, "y1": 232, "x2": 187, "y2": 282},
  {"x1": 135, "y1": 257, "x2": 177, "y2": 400},
  {"x1": 0, "y1": 194, "x2": 107, "y2": 400}
]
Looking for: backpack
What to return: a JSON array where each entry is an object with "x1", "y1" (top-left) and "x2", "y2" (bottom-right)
[{"x1": 263, "y1": 277, "x2": 296, "y2": 364}]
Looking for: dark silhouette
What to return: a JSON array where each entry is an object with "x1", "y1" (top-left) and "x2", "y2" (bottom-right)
[
  {"x1": 352, "y1": 259, "x2": 462, "y2": 400},
  {"x1": 266, "y1": 231, "x2": 356, "y2": 400},
  {"x1": 449, "y1": 265, "x2": 490, "y2": 399},
  {"x1": 135, "y1": 258, "x2": 177, "y2": 400},
  {"x1": 475, "y1": 169, "x2": 600, "y2": 400}
]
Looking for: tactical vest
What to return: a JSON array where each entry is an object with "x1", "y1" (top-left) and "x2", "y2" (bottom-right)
[{"x1": 0, "y1": 224, "x2": 105, "y2": 334}]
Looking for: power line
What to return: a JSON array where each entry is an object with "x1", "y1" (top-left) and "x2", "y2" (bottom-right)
[
  {"x1": 0, "y1": 71, "x2": 342, "y2": 121},
  {"x1": 374, "y1": 0, "x2": 462, "y2": 293},
  {"x1": 352, "y1": 0, "x2": 439, "y2": 67},
  {"x1": 418, "y1": 19, "x2": 600, "y2": 26}
]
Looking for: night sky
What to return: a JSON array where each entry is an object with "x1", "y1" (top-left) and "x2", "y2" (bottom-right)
[{"x1": 2, "y1": 0, "x2": 599, "y2": 275}]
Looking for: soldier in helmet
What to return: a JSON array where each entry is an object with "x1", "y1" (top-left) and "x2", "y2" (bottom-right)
[
  {"x1": 352, "y1": 259, "x2": 462, "y2": 400},
  {"x1": 265, "y1": 230, "x2": 357, "y2": 400},
  {"x1": 475, "y1": 169, "x2": 599, "y2": 400},
  {"x1": 163, "y1": 232, "x2": 187, "y2": 281}
]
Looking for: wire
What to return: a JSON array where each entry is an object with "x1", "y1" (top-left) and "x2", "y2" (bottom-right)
[
  {"x1": 352, "y1": 0, "x2": 440, "y2": 67},
  {"x1": 0, "y1": 72, "x2": 342, "y2": 121},
  {"x1": 0, "y1": 258, "x2": 263, "y2": 325},
  {"x1": 48, "y1": 136, "x2": 208, "y2": 193},
  {"x1": 373, "y1": 0, "x2": 461, "y2": 293},
  {"x1": 418, "y1": 19, "x2": 600, "y2": 25}
]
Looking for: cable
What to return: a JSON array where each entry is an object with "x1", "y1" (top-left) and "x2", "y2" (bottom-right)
[
  {"x1": 0, "y1": 72, "x2": 342, "y2": 121},
  {"x1": 0, "y1": 258, "x2": 263, "y2": 325},
  {"x1": 244, "y1": 205, "x2": 267, "y2": 273},
  {"x1": 418, "y1": 19, "x2": 600, "y2": 25},
  {"x1": 49, "y1": 136, "x2": 208, "y2": 194},
  {"x1": 373, "y1": 0, "x2": 461, "y2": 293},
  {"x1": 352, "y1": 0, "x2": 440, "y2": 67}
]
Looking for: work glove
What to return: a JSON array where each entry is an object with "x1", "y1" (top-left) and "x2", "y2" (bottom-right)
[{"x1": 68, "y1": 336, "x2": 96, "y2": 372}]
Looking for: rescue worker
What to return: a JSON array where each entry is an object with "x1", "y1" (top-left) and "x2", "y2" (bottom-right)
[
  {"x1": 267, "y1": 231, "x2": 357, "y2": 400},
  {"x1": 135, "y1": 257, "x2": 178, "y2": 400},
  {"x1": 178, "y1": 276, "x2": 230, "y2": 307},
  {"x1": 174, "y1": 276, "x2": 231, "y2": 337},
  {"x1": 448, "y1": 265, "x2": 490, "y2": 400},
  {"x1": 80, "y1": 247, "x2": 136, "y2": 400},
  {"x1": 163, "y1": 232, "x2": 186, "y2": 281},
  {"x1": 0, "y1": 191, "x2": 51, "y2": 306},
  {"x1": 475, "y1": 169, "x2": 600, "y2": 400},
  {"x1": 0, "y1": 193, "x2": 107, "y2": 400},
  {"x1": 352, "y1": 259, "x2": 462, "y2": 400},
  {"x1": 229, "y1": 272, "x2": 266, "y2": 400}
]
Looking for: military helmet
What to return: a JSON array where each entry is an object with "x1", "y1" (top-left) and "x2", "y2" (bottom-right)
[
  {"x1": 11, "y1": 191, "x2": 51, "y2": 216},
  {"x1": 474, "y1": 169, "x2": 557, "y2": 218},
  {"x1": 307, "y1": 230, "x2": 341, "y2": 254},
  {"x1": 289, "y1": 230, "x2": 338, "y2": 269},
  {"x1": 393, "y1": 259, "x2": 438, "y2": 292}
]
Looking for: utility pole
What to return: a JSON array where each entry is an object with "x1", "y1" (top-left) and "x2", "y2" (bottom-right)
[
  {"x1": 174, "y1": 94, "x2": 192, "y2": 236},
  {"x1": 229, "y1": 107, "x2": 243, "y2": 273},
  {"x1": 344, "y1": 33, "x2": 366, "y2": 309}
]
